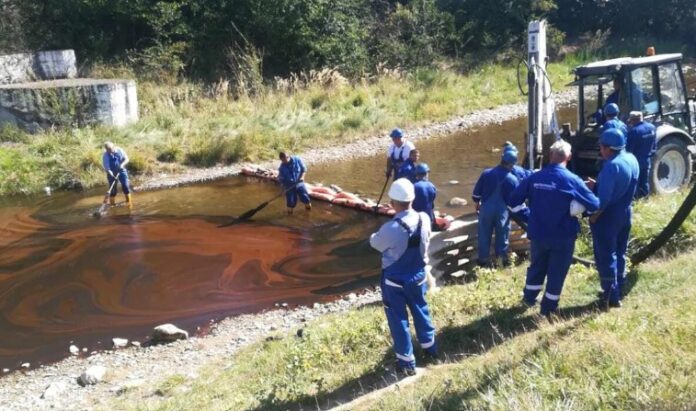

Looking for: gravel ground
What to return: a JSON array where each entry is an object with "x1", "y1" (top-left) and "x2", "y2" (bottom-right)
[{"x1": 0, "y1": 91, "x2": 577, "y2": 411}]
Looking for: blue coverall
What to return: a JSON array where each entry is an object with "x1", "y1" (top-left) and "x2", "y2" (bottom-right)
[
  {"x1": 626, "y1": 121, "x2": 657, "y2": 199},
  {"x1": 511, "y1": 165, "x2": 532, "y2": 182},
  {"x1": 278, "y1": 156, "x2": 311, "y2": 208},
  {"x1": 370, "y1": 210, "x2": 436, "y2": 370},
  {"x1": 601, "y1": 118, "x2": 628, "y2": 136},
  {"x1": 591, "y1": 150, "x2": 639, "y2": 304},
  {"x1": 472, "y1": 165, "x2": 519, "y2": 265},
  {"x1": 508, "y1": 164, "x2": 599, "y2": 315},
  {"x1": 396, "y1": 159, "x2": 418, "y2": 183},
  {"x1": 102, "y1": 148, "x2": 130, "y2": 196},
  {"x1": 413, "y1": 179, "x2": 437, "y2": 224}
]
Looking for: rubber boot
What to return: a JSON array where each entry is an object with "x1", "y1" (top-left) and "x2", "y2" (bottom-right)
[
  {"x1": 305, "y1": 202, "x2": 312, "y2": 211},
  {"x1": 287, "y1": 208, "x2": 294, "y2": 215},
  {"x1": 125, "y1": 194, "x2": 132, "y2": 207},
  {"x1": 109, "y1": 196, "x2": 116, "y2": 206}
]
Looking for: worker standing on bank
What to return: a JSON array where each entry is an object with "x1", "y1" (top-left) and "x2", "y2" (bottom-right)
[
  {"x1": 472, "y1": 150, "x2": 520, "y2": 267},
  {"x1": 278, "y1": 152, "x2": 312, "y2": 214},
  {"x1": 588, "y1": 129, "x2": 639, "y2": 308},
  {"x1": 412, "y1": 163, "x2": 436, "y2": 226},
  {"x1": 370, "y1": 178, "x2": 437, "y2": 376},
  {"x1": 102, "y1": 141, "x2": 132, "y2": 206},
  {"x1": 508, "y1": 140, "x2": 599, "y2": 316},
  {"x1": 626, "y1": 111, "x2": 657, "y2": 199},
  {"x1": 396, "y1": 149, "x2": 419, "y2": 183},
  {"x1": 600, "y1": 103, "x2": 628, "y2": 135},
  {"x1": 386, "y1": 128, "x2": 416, "y2": 179}
]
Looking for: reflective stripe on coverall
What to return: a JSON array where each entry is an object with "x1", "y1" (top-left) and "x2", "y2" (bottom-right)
[
  {"x1": 591, "y1": 150, "x2": 639, "y2": 303},
  {"x1": 508, "y1": 164, "x2": 600, "y2": 314},
  {"x1": 380, "y1": 214, "x2": 436, "y2": 369}
]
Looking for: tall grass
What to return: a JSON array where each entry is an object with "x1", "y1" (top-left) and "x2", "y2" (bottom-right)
[{"x1": 0, "y1": 59, "x2": 581, "y2": 197}]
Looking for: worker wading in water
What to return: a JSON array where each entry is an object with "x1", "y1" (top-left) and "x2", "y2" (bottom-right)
[
  {"x1": 370, "y1": 178, "x2": 438, "y2": 376},
  {"x1": 102, "y1": 141, "x2": 132, "y2": 207},
  {"x1": 278, "y1": 152, "x2": 312, "y2": 214},
  {"x1": 472, "y1": 149, "x2": 520, "y2": 267},
  {"x1": 508, "y1": 140, "x2": 599, "y2": 316},
  {"x1": 587, "y1": 129, "x2": 639, "y2": 309},
  {"x1": 385, "y1": 128, "x2": 416, "y2": 180},
  {"x1": 626, "y1": 111, "x2": 656, "y2": 199}
]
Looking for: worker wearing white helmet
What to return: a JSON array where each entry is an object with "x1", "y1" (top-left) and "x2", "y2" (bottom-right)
[{"x1": 369, "y1": 178, "x2": 437, "y2": 376}]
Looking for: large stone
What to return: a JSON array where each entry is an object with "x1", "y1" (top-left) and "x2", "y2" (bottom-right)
[
  {"x1": 79, "y1": 365, "x2": 107, "y2": 386},
  {"x1": 42, "y1": 381, "x2": 67, "y2": 399},
  {"x1": 0, "y1": 78, "x2": 139, "y2": 131},
  {"x1": 447, "y1": 197, "x2": 468, "y2": 207},
  {"x1": 152, "y1": 324, "x2": 189, "y2": 344},
  {"x1": 112, "y1": 338, "x2": 129, "y2": 349},
  {"x1": 0, "y1": 50, "x2": 77, "y2": 85}
]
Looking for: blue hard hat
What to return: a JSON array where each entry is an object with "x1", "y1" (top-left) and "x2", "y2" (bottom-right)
[
  {"x1": 502, "y1": 149, "x2": 518, "y2": 164},
  {"x1": 390, "y1": 128, "x2": 404, "y2": 138},
  {"x1": 604, "y1": 103, "x2": 619, "y2": 116},
  {"x1": 415, "y1": 163, "x2": 430, "y2": 174},
  {"x1": 599, "y1": 128, "x2": 626, "y2": 149},
  {"x1": 503, "y1": 141, "x2": 518, "y2": 152}
]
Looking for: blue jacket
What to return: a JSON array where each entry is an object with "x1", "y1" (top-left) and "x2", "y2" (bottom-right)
[
  {"x1": 413, "y1": 180, "x2": 437, "y2": 220},
  {"x1": 396, "y1": 159, "x2": 417, "y2": 183},
  {"x1": 512, "y1": 165, "x2": 532, "y2": 182},
  {"x1": 596, "y1": 150, "x2": 639, "y2": 212},
  {"x1": 601, "y1": 118, "x2": 628, "y2": 136},
  {"x1": 278, "y1": 156, "x2": 307, "y2": 188},
  {"x1": 626, "y1": 121, "x2": 657, "y2": 166},
  {"x1": 508, "y1": 164, "x2": 599, "y2": 242},
  {"x1": 472, "y1": 165, "x2": 518, "y2": 206}
]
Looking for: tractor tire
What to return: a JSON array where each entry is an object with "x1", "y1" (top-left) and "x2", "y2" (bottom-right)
[{"x1": 651, "y1": 137, "x2": 692, "y2": 194}]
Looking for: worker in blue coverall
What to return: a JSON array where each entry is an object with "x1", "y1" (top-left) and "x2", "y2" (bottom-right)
[
  {"x1": 472, "y1": 150, "x2": 520, "y2": 267},
  {"x1": 385, "y1": 128, "x2": 416, "y2": 179},
  {"x1": 508, "y1": 140, "x2": 600, "y2": 316},
  {"x1": 587, "y1": 129, "x2": 639, "y2": 308},
  {"x1": 102, "y1": 141, "x2": 132, "y2": 206},
  {"x1": 502, "y1": 141, "x2": 532, "y2": 182},
  {"x1": 396, "y1": 149, "x2": 419, "y2": 183},
  {"x1": 278, "y1": 152, "x2": 312, "y2": 214},
  {"x1": 370, "y1": 178, "x2": 437, "y2": 376},
  {"x1": 626, "y1": 111, "x2": 657, "y2": 199},
  {"x1": 601, "y1": 103, "x2": 628, "y2": 135},
  {"x1": 412, "y1": 163, "x2": 437, "y2": 227}
]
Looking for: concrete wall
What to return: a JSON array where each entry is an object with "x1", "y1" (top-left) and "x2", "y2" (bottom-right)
[
  {"x1": 0, "y1": 50, "x2": 77, "y2": 85},
  {"x1": 0, "y1": 79, "x2": 139, "y2": 132}
]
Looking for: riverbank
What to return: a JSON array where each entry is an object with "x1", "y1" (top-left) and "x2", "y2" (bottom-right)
[
  {"x1": 2, "y1": 183, "x2": 695, "y2": 410},
  {"x1": 0, "y1": 60, "x2": 581, "y2": 197}
]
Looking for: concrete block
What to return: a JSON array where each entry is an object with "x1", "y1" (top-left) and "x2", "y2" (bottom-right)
[{"x1": 0, "y1": 50, "x2": 77, "y2": 85}]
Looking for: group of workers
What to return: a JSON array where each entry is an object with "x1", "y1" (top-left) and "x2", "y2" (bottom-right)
[
  {"x1": 101, "y1": 111, "x2": 656, "y2": 376},
  {"x1": 369, "y1": 102, "x2": 656, "y2": 374}
]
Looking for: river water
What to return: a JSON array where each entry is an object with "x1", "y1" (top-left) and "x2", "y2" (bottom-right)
[{"x1": 0, "y1": 107, "x2": 576, "y2": 370}]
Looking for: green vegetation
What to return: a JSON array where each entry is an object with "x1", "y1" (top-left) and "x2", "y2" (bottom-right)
[
  {"x1": 110, "y1": 192, "x2": 696, "y2": 410},
  {"x1": 0, "y1": 61, "x2": 578, "y2": 196}
]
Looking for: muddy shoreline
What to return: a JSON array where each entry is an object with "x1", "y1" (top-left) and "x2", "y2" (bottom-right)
[{"x1": 0, "y1": 91, "x2": 576, "y2": 411}]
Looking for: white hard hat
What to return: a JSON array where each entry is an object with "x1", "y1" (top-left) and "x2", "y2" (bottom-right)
[
  {"x1": 388, "y1": 178, "x2": 415, "y2": 202},
  {"x1": 569, "y1": 199, "x2": 586, "y2": 217}
]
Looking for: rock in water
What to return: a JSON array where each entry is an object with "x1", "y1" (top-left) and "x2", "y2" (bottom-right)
[
  {"x1": 447, "y1": 197, "x2": 468, "y2": 207},
  {"x1": 448, "y1": 180, "x2": 459, "y2": 185},
  {"x1": 69, "y1": 345, "x2": 79, "y2": 355},
  {"x1": 42, "y1": 381, "x2": 67, "y2": 399},
  {"x1": 79, "y1": 365, "x2": 106, "y2": 386},
  {"x1": 152, "y1": 324, "x2": 189, "y2": 344},
  {"x1": 112, "y1": 338, "x2": 129, "y2": 349}
]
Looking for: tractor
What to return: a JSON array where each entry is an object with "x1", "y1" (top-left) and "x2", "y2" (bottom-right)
[{"x1": 525, "y1": 21, "x2": 695, "y2": 193}]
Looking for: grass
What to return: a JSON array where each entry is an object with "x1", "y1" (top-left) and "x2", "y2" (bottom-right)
[
  {"x1": 0, "y1": 59, "x2": 581, "y2": 197},
  {"x1": 110, "y1": 192, "x2": 696, "y2": 411}
]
